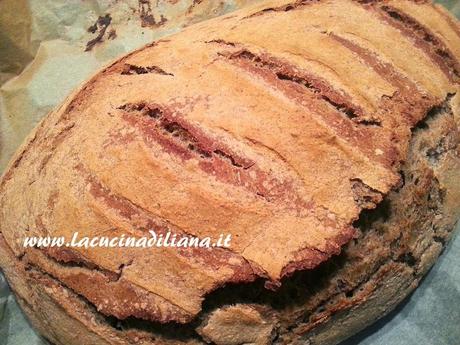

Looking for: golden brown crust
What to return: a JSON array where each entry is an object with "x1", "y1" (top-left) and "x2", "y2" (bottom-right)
[{"x1": 0, "y1": 0, "x2": 460, "y2": 344}]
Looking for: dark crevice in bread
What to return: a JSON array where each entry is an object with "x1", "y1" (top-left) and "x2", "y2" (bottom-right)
[
  {"x1": 205, "y1": 39, "x2": 236, "y2": 46},
  {"x1": 42, "y1": 247, "x2": 122, "y2": 280},
  {"x1": 121, "y1": 63, "x2": 174, "y2": 76},
  {"x1": 381, "y1": 5, "x2": 460, "y2": 77},
  {"x1": 375, "y1": 4, "x2": 460, "y2": 81},
  {"x1": 26, "y1": 262, "x2": 203, "y2": 343},
  {"x1": 23, "y1": 247, "x2": 196, "y2": 323},
  {"x1": 118, "y1": 101, "x2": 254, "y2": 168},
  {"x1": 395, "y1": 251, "x2": 417, "y2": 267},
  {"x1": 118, "y1": 102, "x2": 165, "y2": 118},
  {"x1": 226, "y1": 49, "x2": 372, "y2": 125},
  {"x1": 350, "y1": 178, "x2": 384, "y2": 209},
  {"x1": 119, "y1": 102, "x2": 214, "y2": 160},
  {"x1": 330, "y1": 32, "x2": 437, "y2": 124}
]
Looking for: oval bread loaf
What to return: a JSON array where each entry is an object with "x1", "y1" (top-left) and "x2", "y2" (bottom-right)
[{"x1": 1, "y1": 0, "x2": 460, "y2": 344}]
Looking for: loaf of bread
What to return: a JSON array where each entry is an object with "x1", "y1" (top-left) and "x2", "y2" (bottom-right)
[{"x1": 1, "y1": 0, "x2": 460, "y2": 344}]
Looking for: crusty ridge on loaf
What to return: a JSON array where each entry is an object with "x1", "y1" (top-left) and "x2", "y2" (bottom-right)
[{"x1": 0, "y1": 0, "x2": 460, "y2": 344}]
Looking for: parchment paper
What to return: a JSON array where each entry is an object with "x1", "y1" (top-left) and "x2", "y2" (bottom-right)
[{"x1": 0, "y1": 1, "x2": 459, "y2": 344}]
